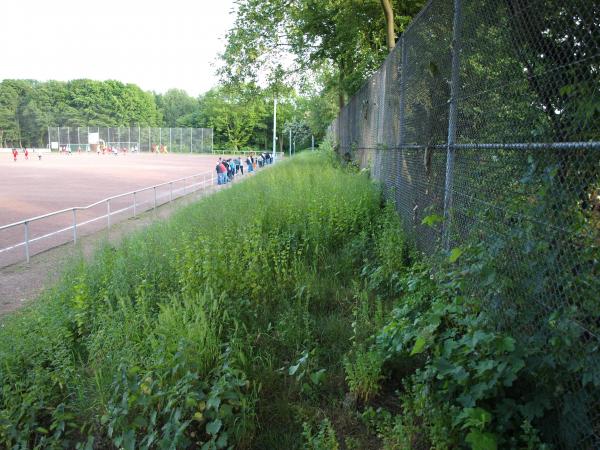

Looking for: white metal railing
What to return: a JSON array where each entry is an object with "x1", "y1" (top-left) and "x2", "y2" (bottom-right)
[{"x1": 0, "y1": 154, "x2": 283, "y2": 267}]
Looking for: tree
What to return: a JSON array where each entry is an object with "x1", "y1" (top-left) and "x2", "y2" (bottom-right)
[
  {"x1": 0, "y1": 81, "x2": 22, "y2": 147},
  {"x1": 198, "y1": 84, "x2": 268, "y2": 150},
  {"x1": 155, "y1": 89, "x2": 199, "y2": 127},
  {"x1": 0, "y1": 79, "x2": 162, "y2": 147},
  {"x1": 221, "y1": 0, "x2": 425, "y2": 106}
]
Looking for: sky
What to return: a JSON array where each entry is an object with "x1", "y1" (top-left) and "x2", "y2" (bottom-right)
[{"x1": 2, "y1": 0, "x2": 237, "y2": 97}]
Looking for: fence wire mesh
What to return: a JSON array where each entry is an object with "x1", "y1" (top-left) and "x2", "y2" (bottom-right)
[
  {"x1": 329, "y1": 0, "x2": 599, "y2": 447},
  {"x1": 48, "y1": 126, "x2": 213, "y2": 153}
]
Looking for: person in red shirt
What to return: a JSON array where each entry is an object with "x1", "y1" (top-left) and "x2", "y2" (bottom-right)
[
  {"x1": 12, "y1": 148, "x2": 17, "y2": 162},
  {"x1": 24, "y1": 148, "x2": 29, "y2": 160}
]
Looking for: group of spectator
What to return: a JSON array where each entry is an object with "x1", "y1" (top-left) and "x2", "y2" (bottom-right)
[{"x1": 215, "y1": 152, "x2": 274, "y2": 185}]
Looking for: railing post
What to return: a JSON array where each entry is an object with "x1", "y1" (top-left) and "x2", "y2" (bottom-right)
[
  {"x1": 183, "y1": 178, "x2": 186, "y2": 195},
  {"x1": 170, "y1": 182, "x2": 173, "y2": 203},
  {"x1": 24, "y1": 221, "x2": 30, "y2": 263},
  {"x1": 442, "y1": 0, "x2": 463, "y2": 251},
  {"x1": 107, "y1": 200, "x2": 111, "y2": 229},
  {"x1": 73, "y1": 209, "x2": 77, "y2": 244},
  {"x1": 154, "y1": 187, "x2": 157, "y2": 211},
  {"x1": 133, "y1": 191, "x2": 137, "y2": 217}
]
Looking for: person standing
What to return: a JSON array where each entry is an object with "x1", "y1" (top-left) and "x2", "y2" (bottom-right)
[
  {"x1": 216, "y1": 158, "x2": 224, "y2": 185},
  {"x1": 24, "y1": 148, "x2": 29, "y2": 160},
  {"x1": 12, "y1": 148, "x2": 18, "y2": 162}
]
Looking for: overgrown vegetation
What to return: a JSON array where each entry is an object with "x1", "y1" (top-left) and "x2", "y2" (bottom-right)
[{"x1": 0, "y1": 150, "x2": 591, "y2": 448}]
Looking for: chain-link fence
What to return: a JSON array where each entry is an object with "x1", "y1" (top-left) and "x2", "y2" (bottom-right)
[
  {"x1": 47, "y1": 127, "x2": 213, "y2": 153},
  {"x1": 329, "y1": 0, "x2": 599, "y2": 447}
]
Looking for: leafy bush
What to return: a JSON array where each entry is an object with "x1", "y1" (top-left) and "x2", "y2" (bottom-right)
[
  {"x1": 302, "y1": 418, "x2": 340, "y2": 450},
  {"x1": 344, "y1": 347, "x2": 384, "y2": 403}
]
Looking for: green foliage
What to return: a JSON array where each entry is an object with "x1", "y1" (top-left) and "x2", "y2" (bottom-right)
[
  {"x1": 302, "y1": 418, "x2": 340, "y2": 450},
  {"x1": 0, "y1": 79, "x2": 160, "y2": 147},
  {"x1": 1, "y1": 145, "x2": 585, "y2": 448},
  {"x1": 197, "y1": 84, "x2": 268, "y2": 150},
  {"x1": 221, "y1": 0, "x2": 425, "y2": 101},
  {"x1": 0, "y1": 151, "x2": 383, "y2": 447},
  {"x1": 344, "y1": 347, "x2": 384, "y2": 403}
]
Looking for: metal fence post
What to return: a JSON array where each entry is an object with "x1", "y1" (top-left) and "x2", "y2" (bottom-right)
[
  {"x1": 180, "y1": 128, "x2": 183, "y2": 153},
  {"x1": 73, "y1": 209, "x2": 77, "y2": 244},
  {"x1": 201, "y1": 128, "x2": 204, "y2": 153},
  {"x1": 170, "y1": 182, "x2": 173, "y2": 202},
  {"x1": 442, "y1": 0, "x2": 463, "y2": 251},
  {"x1": 169, "y1": 128, "x2": 172, "y2": 152},
  {"x1": 107, "y1": 200, "x2": 111, "y2": 229},
  {"x1": 133, "y1": 192, "x2": 137, "y2": 217},
  {"x1": 190, "y1": 128, "x2": 193, "y2": 153},
  {"x1": 183, "y1": 178, "x2": 186, "y2": 195},
  {"x1": 398, "y1": 34, "x2": 408, "y2": 166},
  {"x1": 153, "y1": 187, "x2": 157, "y2": 211},
  {"x1": 24, "y1": 221, "x2": 30, "y2": 263}
]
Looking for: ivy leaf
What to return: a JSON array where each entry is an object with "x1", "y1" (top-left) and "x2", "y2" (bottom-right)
[
  {"x1": 216, "y1": 431, "x2": 229, "y2": 448},
  {"x1": 496, "y1": 336, "x2": 515, "y2": 353},
  {"x1": 207, "y1": 396, "x2": 221, "y2": 410},
  {"x1": 422, "y1": 214, "x2": 444, "y2": 227},
  {"x1": 310, "y1": 368, "x2": 327, "y2": 385},
  {"x1": 465, "y1": 430, "x2": 497, "y2": 450},
  {"x1": 410, "y1": 335, "x2": 428, "y2": 355},
  {"x1": 449, "y1": 247, "x2": 463, "y2": 263},
  {"x1": 206, "y1": 418, "x2": 222, "y2": 436}
]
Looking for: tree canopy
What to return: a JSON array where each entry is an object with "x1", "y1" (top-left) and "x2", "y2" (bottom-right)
[{"x1": 220, "y1": 0, "x2": 425, "y2": 105}]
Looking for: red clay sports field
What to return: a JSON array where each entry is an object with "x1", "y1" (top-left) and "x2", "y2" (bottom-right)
[{"x1": 0, "y1": 151, "x2": 239, "y2": 267}]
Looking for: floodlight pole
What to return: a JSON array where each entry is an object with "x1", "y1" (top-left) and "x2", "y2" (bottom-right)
[
  {"x1": 272, "y1": 98, "x2": 277, "y2": 160},
  {"x1": 289, "y1": 128, "x2": 292, "y2": 157}
]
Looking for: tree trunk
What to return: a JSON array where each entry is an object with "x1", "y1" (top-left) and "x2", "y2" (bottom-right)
[{"x1": 380, "y1": 0, "x2": 396, "y2": 51}]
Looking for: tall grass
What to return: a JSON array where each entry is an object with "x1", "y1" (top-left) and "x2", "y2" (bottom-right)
[{"x1": 0, "y1": 151, "x2": 389, "y2": 448}]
